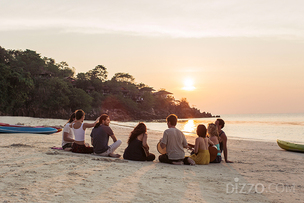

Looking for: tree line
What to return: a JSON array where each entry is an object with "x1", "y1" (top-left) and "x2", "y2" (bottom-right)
[{"x1": 0, "y1": 46, "x2": 213, "y2": 121}]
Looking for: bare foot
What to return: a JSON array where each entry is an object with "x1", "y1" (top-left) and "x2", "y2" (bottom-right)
[
  {"x1": 172, "y1": 161, "x2": 183, "y2": 165},
  {"x1": 187, "y1": 158, "x2": 196, "y2": 165},
  {"x1": 109, "y1": 153, "x2": 121, "y2": 158}
]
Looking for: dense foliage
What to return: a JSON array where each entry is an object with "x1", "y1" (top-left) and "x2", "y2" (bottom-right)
[{"x1": 0, "y1": 46, "x2": 213, "y2": 120}]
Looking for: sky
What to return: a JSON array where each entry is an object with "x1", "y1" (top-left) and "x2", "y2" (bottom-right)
[{"x1": 1, "y1": 0, "x2": 304, "y2": 115}]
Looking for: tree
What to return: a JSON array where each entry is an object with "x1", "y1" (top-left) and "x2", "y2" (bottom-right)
[
  {"x1": 140, "y1": 91, "x2": 155, "y2": 111},
  {"x1": 179, "y1": 98, "x2": 190, "y2": 108},
  {"x1": 75, "y1": 72, "x2": 91, "y2": 90},
  {"x1": 68, "y1": 88, "x2": 93, "y2": 112},
  {"x1": 111, "y1": 72, "x2": 135, "y2": 83},
  {"x1": 9, "y1": 49, "x2": 45, "y2": 76},
  {"x1": 28, "y1": 77, "x2": 70, "y2": 112},
  {"x1": 0, "y1": 46, "x2": 213, "y2": 120},
  {"x1": 88, "y1": 65, "x2": 108, "y2": 81},
  {"x1": 101, "y1": 95, "x2": 124, "y2": 110},
  {"x1": 0, "y1": 63, "x2": 34, "y2": 113},
  {"x1": 137, "y1": 83, "x2": 147, "y2": 89},
  {"x1": 90, "y1": 90, "x2": 105, "y2": 109},
  {"x1": 57, "y1": 61, "x2": 75, "y2": 78}
]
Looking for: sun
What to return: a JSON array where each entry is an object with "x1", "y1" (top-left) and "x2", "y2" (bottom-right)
[{"x1": 182, "y1": 78, "x2": 196, "y2": 91}]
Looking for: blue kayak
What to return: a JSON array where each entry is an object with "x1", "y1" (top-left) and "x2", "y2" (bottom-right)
[{"x1": 0, "y1": 126, "x2": 58, "y2": 134}]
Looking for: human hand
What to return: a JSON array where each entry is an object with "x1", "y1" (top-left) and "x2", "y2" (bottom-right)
[
  {"x1": 187, "y1": 145, "x2": 193, "y2": 150},
  {"x1": 95, "y1": 116, "x2": 100, "y2": 123},
  {"x1": 144, "y1": 145, "x2": 149, "y2": 150}
]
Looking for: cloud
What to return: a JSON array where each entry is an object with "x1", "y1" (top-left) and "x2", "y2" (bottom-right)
[{"x1": 1, "y1": 0, "x2": 304, "y2": 38}]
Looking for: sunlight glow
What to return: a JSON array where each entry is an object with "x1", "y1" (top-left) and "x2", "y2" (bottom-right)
[
  {"x1": 182, "y1": 120, "x2": 196, "y2": 133},
  {"x1": 182, "y1": 78, "x2": 196, "y2": 91}
]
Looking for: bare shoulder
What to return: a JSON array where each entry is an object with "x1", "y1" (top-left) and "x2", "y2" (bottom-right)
[
  {"x1": 209, "y1": 136, "x2": 215, "y2": 142},
  {"x1": 221, "y1": 131, "x2": 227, "y2": 139},
  {"x1": 196, "y1": 137, "x2": 203, "y2": 141},
  {"x1": 73, "y1": 122, "x2": 81, "y2": 129},
  {"x1": 196, "y1": 137, "x2": 205, "y2": 143}
]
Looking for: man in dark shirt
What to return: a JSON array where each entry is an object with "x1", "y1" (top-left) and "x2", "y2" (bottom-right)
[{"x1": 90, "y1": 114, "x2": 121, "y2": 158}]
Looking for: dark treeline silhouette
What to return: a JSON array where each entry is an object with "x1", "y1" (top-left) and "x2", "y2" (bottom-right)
[{"x1": 0, "y1": 46, "x2": 214, "y2": 121}]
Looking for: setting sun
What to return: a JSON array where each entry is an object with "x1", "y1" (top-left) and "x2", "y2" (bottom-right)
[{"x1": 182, "y1": 78, "x2": 196, "y2": 91}]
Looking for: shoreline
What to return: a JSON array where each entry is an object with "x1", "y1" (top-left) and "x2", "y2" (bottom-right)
[{"x1": 0, "y1": 121, "x2": 303, "y2": 202}]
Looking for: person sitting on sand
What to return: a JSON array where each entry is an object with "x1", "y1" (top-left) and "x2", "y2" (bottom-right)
[
  {"x1": 90, "y1": 114, "x2": 121, "y2": 158},
  {"x1": 215, "y1": 119, "x2": 233, "y2": 163},
  {"x1": 208, "y1": 123, "x2": 222, "y2": 163},
  {"x1": 61, "y1": 112, "x2": 76, "y2": 151},
  {"x1": 123, "y1": 122, "x2": 155, "y2": 161},
  {"x1": 70, "y1": 109, "x2": 99, "y2": 154},
  {"x1": 159, "y1": 114, "x2": 195, "y2": 165},
  {"x1": 187, "y1": 124, "x2": 214, "y2": 165}
]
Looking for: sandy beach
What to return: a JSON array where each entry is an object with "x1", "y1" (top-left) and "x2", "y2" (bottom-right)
[{"x1": 0, "y1": 116, "x2": 303, "y2": 203}]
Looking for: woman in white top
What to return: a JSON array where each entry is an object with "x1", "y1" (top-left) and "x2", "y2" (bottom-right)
[
  {"x1": 71, "y1": 109, "x2": 99, "y2": 154},
  {"x1": 62, "y1": 113, "x2": 76, "y2": 151}
]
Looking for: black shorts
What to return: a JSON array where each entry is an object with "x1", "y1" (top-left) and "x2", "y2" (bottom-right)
[
  {"x1": 71, "y1": 143, "x2": 94, "y2": 154},
  {"x1": 158, "y1": 154, "x2": 190, "y2": 164},
  {"x1": 210, "y1": 155, "x2": 222, "y2": 163},
  {"x1": 62, "y1": 143, "x2": 72, "y2": 149}
]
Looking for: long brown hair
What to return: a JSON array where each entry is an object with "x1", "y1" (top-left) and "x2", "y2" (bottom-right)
[
  {"x1": 75, "y1": 109, "x2": 85, "y2": 120},
  {"x1": 127, "y1": 123, "x2": 147, "y2": 144},
  {"x1": 66, "y1": 112, "x2": 76, "y2": 124},
  {"x1": 94, "y1": 114, "x2": 109, "y2": 128},
  {"x1": 197, "y1": 124, "x2": 207, "y2": 138}
]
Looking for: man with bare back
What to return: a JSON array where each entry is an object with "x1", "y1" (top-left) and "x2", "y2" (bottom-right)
[{"x1": 215, "y1": 118, "x2": 233, "y2": 163}]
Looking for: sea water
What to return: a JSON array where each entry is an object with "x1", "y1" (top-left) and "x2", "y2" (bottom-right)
[
  {"x1": 1, "y1": 113, "x2": 304, "y2": 144},
  {"x1": 112, "y1": 113, "x2": 304, "y2": 144}
]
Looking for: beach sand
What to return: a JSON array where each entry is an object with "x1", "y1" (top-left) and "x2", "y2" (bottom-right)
[{"x1": 0, "y1": 116, "x2": 303, "y2": 203}]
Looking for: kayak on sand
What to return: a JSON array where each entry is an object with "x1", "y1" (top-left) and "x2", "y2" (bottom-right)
[
  {"x1": 0, "y1": 122, "x2": 62, "y2": 133},
  {"x1": 0, "y1": 126, "x2": 58, "y2": 134},
  {"x1": 277, "y1": 139, "x2": 304, "y2": 153}
]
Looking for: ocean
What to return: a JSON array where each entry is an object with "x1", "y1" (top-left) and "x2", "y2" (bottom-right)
[
  {"x1": 1, "y1": 113, "x2": 304, "y2": 144},
  {"x1": 112, "y1": 113, "x2": 304, "y2": 144}
]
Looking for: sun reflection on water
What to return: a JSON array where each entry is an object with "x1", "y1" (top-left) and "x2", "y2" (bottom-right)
[{"x1": 182, "y1": 119, "x2": 196, "y2": 134}]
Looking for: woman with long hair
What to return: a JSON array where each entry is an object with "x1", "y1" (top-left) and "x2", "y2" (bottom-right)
[
  {"x1": 123, "y1": 122, "x2": 155, "y2": 161},
  {"x1": 208, "y1": 123, "x2": 222, "y2": 163},
  {"x1": 70, "y1": 109, "x2": 99, "y2": 154}
]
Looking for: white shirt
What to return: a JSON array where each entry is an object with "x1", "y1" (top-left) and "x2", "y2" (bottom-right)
[
  {"x1": 61, "y1": 123, "x2": 74, "y2": 147},
  {"x1": 73, "y1": 123, "x2": 85, "y2": 141}
]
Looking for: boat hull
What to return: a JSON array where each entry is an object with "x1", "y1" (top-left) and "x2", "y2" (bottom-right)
[
  {"x1": 0, "y1": 123, "x2": 62, "y2": 132},
  {"x1": 277, "y1": 139, "x2": 304, "y2": 153},
  {"x1": 0, "y1": 126, "x2": 58, "y2": 134}
]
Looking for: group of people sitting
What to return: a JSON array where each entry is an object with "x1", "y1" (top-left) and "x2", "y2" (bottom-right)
[{"x1": 61, "y1": 109, "x2": 233, "y2": 165}]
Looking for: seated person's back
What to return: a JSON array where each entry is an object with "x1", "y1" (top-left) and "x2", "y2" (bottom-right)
[
  {"x1": 123, "y1": 137, "x2": 146, "y2": 161},
  {"x1": 197, "y1": 137, "x2": 209, "y2": 151},
  {"x1": 91, "y1": 125, "x2": 111, "y2": 154}
]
